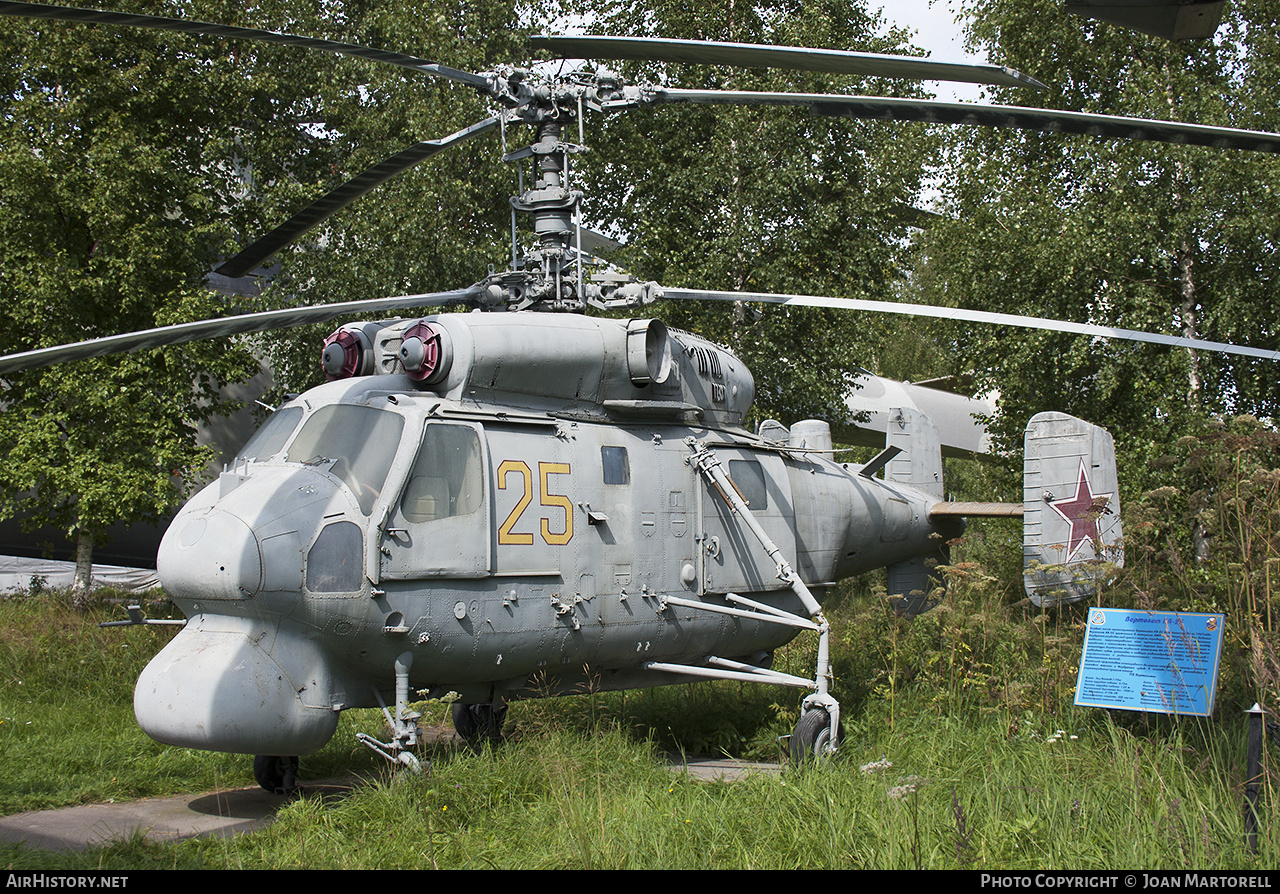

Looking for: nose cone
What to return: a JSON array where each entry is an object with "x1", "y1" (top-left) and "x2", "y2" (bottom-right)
[{"x1": 159, "y1": 509, "x2": 262, "y2": 600}]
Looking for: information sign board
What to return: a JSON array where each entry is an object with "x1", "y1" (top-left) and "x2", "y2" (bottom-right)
[{"x1": 1075, "y1": 608, "x2": 1224, "y2": 716}]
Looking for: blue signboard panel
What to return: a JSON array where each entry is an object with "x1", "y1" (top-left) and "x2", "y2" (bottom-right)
[{"x1": 1075, "y1": 608, "x2": 1225, "y2": 716}]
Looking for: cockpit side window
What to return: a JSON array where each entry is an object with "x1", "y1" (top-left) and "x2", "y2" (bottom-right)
[
  {"x1": 285, "y1": 404, "x2": 405, "y2": 515},
  {"x1": 401, "y1": 424, "x2": 483, "y2": 523},
  {"x1": 235, "y1": 406, "x2": 303, "y2": 463}
]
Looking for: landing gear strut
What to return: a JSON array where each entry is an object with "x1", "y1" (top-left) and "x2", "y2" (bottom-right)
[
  {"x1": 686, "y1": 440, "x2": 847, "y2": 766},
  {"x1": 356, "y1": 651, "x2": 424, "y2": 772}
]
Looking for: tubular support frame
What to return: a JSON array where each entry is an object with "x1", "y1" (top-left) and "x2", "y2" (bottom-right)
[
  {"x1": 682, "y1": 439, "x2": 840, "y2": 749},
  {"x1": 642, "y1": 658, "x2": 815, "y2": 689},
  {"x1": 660, "y1": 593, "x2": 820, "y2": 631}
]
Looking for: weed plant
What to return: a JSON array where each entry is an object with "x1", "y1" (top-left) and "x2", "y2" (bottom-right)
[{"x1": 1122, "y1": 416, "x2": 1280, "y2": 713}]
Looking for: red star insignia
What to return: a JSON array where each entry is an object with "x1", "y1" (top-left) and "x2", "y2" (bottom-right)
[{"x1": 1048, "y1": 460, "x2": 1112, "y2": 561}]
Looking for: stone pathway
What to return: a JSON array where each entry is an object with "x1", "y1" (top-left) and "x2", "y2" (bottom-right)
[{"x1": 0, "y1": 756, "x2": 780, "y2": 853}]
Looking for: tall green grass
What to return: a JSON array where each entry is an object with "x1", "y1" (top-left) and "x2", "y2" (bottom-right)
[
  {"x1": 2, "y1": 580, "x2": 1277, "y2": 869},
  {"x1": 3, "y1": 686, "x2": 1270, "y2": 869}
]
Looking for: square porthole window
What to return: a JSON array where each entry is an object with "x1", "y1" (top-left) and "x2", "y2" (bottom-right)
[
  {"x1": 728, "y1": 459, "x2": 767, "y2": 510},
  {"x1": 602, "y1": 446, "x2": 630, "y2": 485}
]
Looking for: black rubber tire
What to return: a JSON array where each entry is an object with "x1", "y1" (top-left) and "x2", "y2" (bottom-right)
[
  {"x1": 452, "y1": 702, "x2": 507, "y2": 746},
  {"x1": 253, "y1": 754, "x2": 299, "y2": 795},
  {"x1": 788, "y1": 709, "x2": 844, "y2": 766}
]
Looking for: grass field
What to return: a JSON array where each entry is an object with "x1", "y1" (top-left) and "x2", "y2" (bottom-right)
[{"x1": 2, "y1": 576, "x2": 1277, "y2": 870}]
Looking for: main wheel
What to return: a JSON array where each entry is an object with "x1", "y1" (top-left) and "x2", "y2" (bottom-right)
[
  {"x1": 452, "y1": 702, "x2": 507, "y2": 747},
  {"x1": 788, "y1": 709, "x2": 844, "y2": 766},
  {"x1": 253, "y1": 754, "x2": 300, "y2": 795}
]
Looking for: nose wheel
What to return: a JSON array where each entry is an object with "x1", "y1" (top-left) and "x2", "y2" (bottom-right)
[{"x1": 253, "y1": 754, "x2": 300, "y2": 795}]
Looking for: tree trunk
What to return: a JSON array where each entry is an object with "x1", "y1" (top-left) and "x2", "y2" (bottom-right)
[
  {"x1": 1165, "y1": 64, "x2": 1203, "y2": 408},
  {"x1": 71, "y1": 527, "x2": 94, "y2": 606},
  {"x1": 1177, "y1": 241, "x2": 1203, "y2": 407}
]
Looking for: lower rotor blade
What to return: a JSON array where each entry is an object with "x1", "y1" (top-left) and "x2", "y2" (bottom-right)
[
  {"x1": 636, "y1": 90, "x2": 1280, "y2": 154},
  {"x1": 0, "y1": 287, "x2": 482, "y2": 375},
  {"x1": 218, "y1": 116, "x2": 501, "y2": 277},
  {"x1": 663, "y1": 288, "x2": 1280, "y2": 362}
]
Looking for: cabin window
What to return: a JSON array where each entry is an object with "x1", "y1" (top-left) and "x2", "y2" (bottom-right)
[
  {"x1": 601, "y1": 446, "x2": 630, "y2": 485},
  {"x1": 286, "y1": 404, "x2": 404, "y2": 515},
  {"x1": 401, "y1": 424, "x2": 484, "y2": 523},
  {"x1": 728, "y1": 459, "x2": 767, "y2": 510},
  {"x1": 235, "y1": 405, "x2": 303, "y2": 462},
  {"x1": 306, "y1": 521, "x2": 363, "y2": 593}
]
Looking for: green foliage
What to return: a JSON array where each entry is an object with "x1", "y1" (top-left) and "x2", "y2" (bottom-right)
[
  {"x1": 0, "y1": 0, "x2": 334, "y2": 550},
  {"x1": 918, "y1": 0, "x2": 1280, "y2": 453},
  {"x1": 571, "y1": 0, "x2": 941, "y2": 425},
  {"x1": 248, "y1": 0, "x2": 525, "y2": 400},
  {"x1": 1122, "y1": 416, "x2": 1280, "y2": 713},
  {"x1": 0, "y1": 0, "x2": 532, "y2": 550}
]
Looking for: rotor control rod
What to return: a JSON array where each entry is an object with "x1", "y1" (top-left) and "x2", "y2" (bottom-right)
[{"x1": 687, "y1": 439, "x2": 822, "y2": 617}]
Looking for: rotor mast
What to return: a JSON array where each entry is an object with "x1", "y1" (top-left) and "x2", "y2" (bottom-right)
[
  {"x1": 506, "y1": 109, "x2": 582, "y2": 309},
  {"x1": 483, "y1": 70, "x2": 659, "y2": 313}
]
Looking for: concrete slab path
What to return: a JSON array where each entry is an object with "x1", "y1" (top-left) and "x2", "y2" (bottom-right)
[{"x1": 0, "y1": 757, "x2": 780, "y2": 853}]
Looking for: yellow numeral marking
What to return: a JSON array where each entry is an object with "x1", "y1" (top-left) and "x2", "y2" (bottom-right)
[
  {"x1": 496, "y1": 459, "x2": 574, "y2": 546},
  {"x1": 497, "y1": 460, "x2": 534, "y2": 545},
  {"x1": 539, "y1": 462, "x2": 573, "y2": 546}
]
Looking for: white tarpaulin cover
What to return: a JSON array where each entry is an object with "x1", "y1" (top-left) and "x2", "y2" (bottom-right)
[{"x1": 0, "y1": 555, "x2": 160, "y2": 593}]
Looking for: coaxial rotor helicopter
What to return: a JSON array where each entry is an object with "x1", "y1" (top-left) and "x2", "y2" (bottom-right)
[{"x1": 2, "y1": 2, "x2": 1279, "y2": 793}]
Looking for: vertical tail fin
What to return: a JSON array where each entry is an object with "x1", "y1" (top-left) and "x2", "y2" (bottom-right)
[
  {"x1": 1023, "y1": 412, "x2": 1123, "y2": 607},
  {"x1": 885, "y1": 408, "x2": 949, "y2": 615}
]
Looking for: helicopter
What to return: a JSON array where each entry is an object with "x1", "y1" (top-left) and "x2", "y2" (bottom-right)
[{"x1": 1, "y1": 2, "x2": 1279, "y2": 794}]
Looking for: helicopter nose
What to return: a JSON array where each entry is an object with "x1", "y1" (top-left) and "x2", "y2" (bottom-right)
[
  {"x1": 158, "y1": 509, "x2": 263, "y2": 600},
  {"x1": 134, "y1": 615, "x2": 339, "y2": 756}
]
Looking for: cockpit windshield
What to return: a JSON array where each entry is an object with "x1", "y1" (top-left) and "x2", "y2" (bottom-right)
[
  {"x1": 235, "y1": 406, "x2": 304, "y2": 463},
  {"x1": 285, "y1": 404, "x2": 405, "y2": 515}
]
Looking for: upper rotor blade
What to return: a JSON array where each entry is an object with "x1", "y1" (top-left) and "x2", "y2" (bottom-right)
[
  {"x1": 0, "y1": 287, "x2": 482, "y2": 376},
  {"x1": 0, "y1": 1, "x2": 494, "y2": 90},
  {"x1": 531, "y1": 34, "x2": 1046, "y2": 91},
  {"x1": 576, "y1": 227, "x2": 622, "y2": 257},
  {"x1": 663, "y1": 288, "x2": 1280, "y2": 362},
  {"x1": 217, "y1": 116, "x2": 501, "y2": 278},
  {"x1": 635, "y1": 90, "x2": 1280, "y2": 154}
]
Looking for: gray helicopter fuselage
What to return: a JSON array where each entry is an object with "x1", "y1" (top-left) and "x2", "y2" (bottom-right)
[{"x1": 137, "y1": 313, "x2": 950, "y2": 756}]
